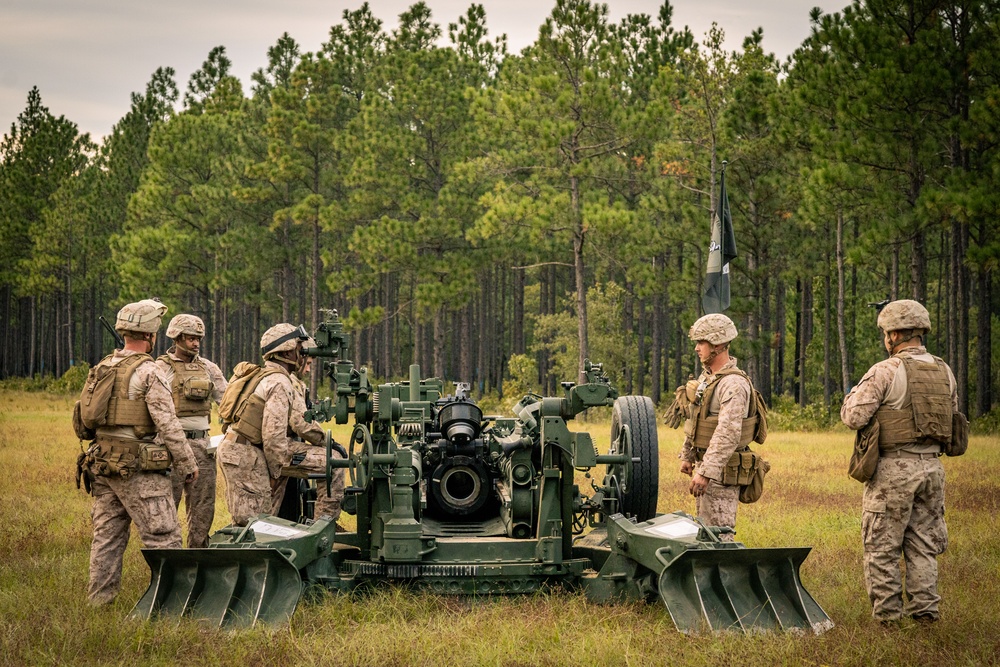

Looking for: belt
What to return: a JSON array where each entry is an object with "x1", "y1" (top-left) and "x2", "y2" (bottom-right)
[
  {"x1": 881, "y1": 449, "x2": 941, "y2": 459},
  {"x1": 229, "y1": 433, "x2": 261, "y2": 448},
  {"x1": 94, "y1": 435, "x2": 145, "y2": 455},
  {"x1": 184, "y1": 429, "x2": 209, "y2": 439}
]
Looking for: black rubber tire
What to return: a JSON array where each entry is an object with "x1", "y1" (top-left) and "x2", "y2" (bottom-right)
[{"x1": 610, "y1": 395, "x2": 659, "y2": 522}]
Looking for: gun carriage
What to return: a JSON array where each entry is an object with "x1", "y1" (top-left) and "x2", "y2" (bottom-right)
[{"x1": 133, "y1": 311, "x2": 831, "y2": 634}]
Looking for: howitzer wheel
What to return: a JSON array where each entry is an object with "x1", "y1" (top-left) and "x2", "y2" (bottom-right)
[{"x1": 608, "y1": 395, "x2": 659, "y2": 522}]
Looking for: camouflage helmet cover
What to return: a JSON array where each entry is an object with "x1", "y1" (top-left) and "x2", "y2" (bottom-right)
[
  {"x1": 115, "y1": 299, "x2": 168, "y2": 334},
  {"x1": 877, "y1": 299, "x2": 931, "y2": 333},
  {"x1": 260, "y1": 323, "x2": 315, "y2": 358},
  {"x1": 688, "y1": 313, "x2": 738, "y2": 345},
  {"x1": 166, "y1": 314, "x2": 205, "y2": 339}
]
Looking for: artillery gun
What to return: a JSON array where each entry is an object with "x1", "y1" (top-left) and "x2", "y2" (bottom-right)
[{"x1": 132, "y1": 311, "x2": 832, "y2": 634}]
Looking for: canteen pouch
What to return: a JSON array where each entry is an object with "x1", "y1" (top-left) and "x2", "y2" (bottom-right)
[
  {"x1": 72, "y1": 400, "x2": 97, "y2": 441},
  {"x1": 944, "y1": 411, "x2": 968, "y2": 456},
  {"x1": 849, "y1": 417, "x2": 881, "y2": 482},
  {"x1": 739, "y1": 457, "x2": 770, "y2": 504}
]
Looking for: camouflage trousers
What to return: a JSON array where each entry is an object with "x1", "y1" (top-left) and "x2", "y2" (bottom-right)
[
  {"x1": 862, "y1": 456, "x2": 947, "y2": 621},
  {"x1": 271, "y1": 445, "x2": 345, "y2": 522},
  {"x1": 217, "y1": 438, "x2": 270, "y2": 526},
  {"x1": 170, "y1": 436, "x2": 216, "y2": 548},
  {"x1": 696, "y1": 479, "x2": 739, "y2": 542},
  {"x1": 88, "y1": 472, "x2": 181, "y2": 605}
]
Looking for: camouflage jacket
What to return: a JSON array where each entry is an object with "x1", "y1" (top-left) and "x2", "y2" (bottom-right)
[
  {"x1": 154, "y1": 349, "x2": 228, "y2": 432},
  {"x1": 679, "y1": 356, "x2": 752, "y2": 482},
  {"x1": 841, "y1": 346, "x2": 958, "y2": 449},
  {"x1": 98, "y1": 349, "x2": 197, "y2": 477},
  {"x1": 251, "y1": 361, "x2": 301, "y2": 478},
  {"x1": 289, "y1": 374, "x2": 325, "y2": 446}
]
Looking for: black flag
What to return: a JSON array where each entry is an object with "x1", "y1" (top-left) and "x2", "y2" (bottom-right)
[{"x1": 702, "y1": 163, "x2": 737, "y2": 314}]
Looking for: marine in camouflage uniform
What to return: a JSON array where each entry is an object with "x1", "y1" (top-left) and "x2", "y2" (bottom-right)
[
  {"x1": 841, "y1": 299, "x2": 957, "y2": 625},
  {"x1": 270, "y1": 360, "x2": 347, "y2": 521},
  {"x1": 677, "y1": 314, "x2": 755, "y2": 542},
  {"x1": 85, "y1": 300, "x2": 198, "y2": 604},
  {"x1": 155, "y1": 314, "x2": 228, "y2": 548},
  {"x1": 217, "y1": 324, "x2": 344, "y2": 526}
]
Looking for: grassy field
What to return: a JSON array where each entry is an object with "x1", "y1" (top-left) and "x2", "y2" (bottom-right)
[{"x1": 1, "y1": 389, "x2": 998, "y2": 666}]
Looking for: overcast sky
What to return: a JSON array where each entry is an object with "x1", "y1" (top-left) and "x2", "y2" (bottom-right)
[{"x1": 1, "y1": 0, "x2": 850, "y2": 142}]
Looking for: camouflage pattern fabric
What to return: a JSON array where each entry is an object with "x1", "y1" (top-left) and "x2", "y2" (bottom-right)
[
  {"x1": 218, "y1": 360, "x2": 343, "y2": 525},
  {"x1": 87, "y1": 350, "x2": 195, "y2": 604},
  {"x1": 862, "y1": 457, "x2": 947, "y2": 621},
  {"x1": 169, "y1": 439, "x2": 217, "y2": 547},
  {"x1": 841, "y1": 347, "x2": 958, "y2": 431},
  {"x1": 842, "y1": 345, "x2": 958, "y2": 622},
  {"x1": 269, "y1": 374, "x2": 345, "y2": 521},
  {"x1": 88, "y1": 473, "x2": 182, "y2": 604},
  {"x1": 679, "y1": 356, "x2": 751, "y2": 541},
  {"x1": 217, "y1": 435, "x2": 270, "y2": 526},
  {"x1": 95, "y1": 351, "x2": 198, "y2": 474},
  {"x1": 696, "y1": 480, "x2": 740, "y2": 541},
  {"x1": 157, "y1": 350, "x2": 228, "y2": 547}
]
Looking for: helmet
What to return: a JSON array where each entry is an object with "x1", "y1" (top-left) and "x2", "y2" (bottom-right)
[
  {"x1": 688, "y1": 313, "x2": 738, "y2": 346},
  {"x1": 877, "y1": 299, "x2": 931, "y2": 333},
  {"x1": 115, "y1": 299, "x2": 168, "y2": 334},
  {"x1": 166, "y1": 314, "x2": 205, "y2": 339},
  {"x1": 260, "y1": 323, "x2": 314, "y2": 358}
]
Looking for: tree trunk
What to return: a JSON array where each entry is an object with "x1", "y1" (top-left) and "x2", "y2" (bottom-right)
[
  {"x1": 651, "y1": 288, "x2": 662, "y2": 405},
  {"x1": 975, "y1": 267, "x2": 993, "y2": 417},
  {"x1": 512, "y1": 269, "x2": 524, "y2": 355},
  {"x1": 836, "y1": 210, "x2": 851, "y2": 392},
  {"x1": 571, "y1": 173, "x2": 589, "y2": 385},
  {"x1": 433, "y1": 306, "x2": 445, "y2": 379}
]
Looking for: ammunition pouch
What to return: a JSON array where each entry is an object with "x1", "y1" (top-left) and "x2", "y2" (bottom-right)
[
  {"x1": 849, "y1": 418, "x2": 881, "y2": 483},
  {"x1": 721, "y1": 449, "x2": 757, "y2": 487},
  {"x1": 89, "y1": 436, "x2": 172, "y2": 479}
]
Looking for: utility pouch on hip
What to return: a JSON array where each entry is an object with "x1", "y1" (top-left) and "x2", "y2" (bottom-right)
[
  {"x1": 945, "y1": 412, "x2": 969, "y2": 457},
  {"x1": 739, "y1": 457, "x2": 770, "y2": 504},
  {"x1": 849, "y1": 418, "x2": 881, "y2": 483},
  {"x1": 138, "y1": 442, "x2": 171, "y2": 472},
  {"x1": 721, "y1": 449, "x2": 757, "y2": 486}
]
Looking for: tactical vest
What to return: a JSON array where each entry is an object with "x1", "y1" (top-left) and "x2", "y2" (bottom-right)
[
  {"x1": 875, "y1": 354, "x2": 953, "y2": 452},
  {"x1": 686, "y1": 368, "x2": 758, "y2": 452},
  {"x1": 89, "y1": 353, "x2": 156, "y2": 439},
  {"x1": 158, "y1": 354, "x2": 213, "y2": 417},
  {"x1": 220, "y1": 364, "x2": 284, "y2": 446}
]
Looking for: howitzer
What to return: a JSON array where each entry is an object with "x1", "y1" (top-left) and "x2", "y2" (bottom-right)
[{"x1": 133, "y1": 310, "x2": 832, "y2": 634}]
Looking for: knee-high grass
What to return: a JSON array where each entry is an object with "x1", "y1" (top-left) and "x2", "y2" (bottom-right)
[{"x1": 1, "y1": 390, "x2": 997, "y2": 666}]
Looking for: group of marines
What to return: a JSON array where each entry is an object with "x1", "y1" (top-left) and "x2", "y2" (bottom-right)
[{"x1": 78, "y1": 297, "x2": 961, "y2": 628}]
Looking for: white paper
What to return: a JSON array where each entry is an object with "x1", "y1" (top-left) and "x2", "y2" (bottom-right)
[
  {"x1": 250, "y1": 521, "x2": 307, "y2": 539},
  {"x1": 646, "y1": 518, "x2": 700, "y2": 539}
]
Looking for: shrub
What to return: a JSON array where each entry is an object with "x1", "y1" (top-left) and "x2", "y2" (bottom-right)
[
  {"x1": 972, "y1": 406, "x2": 1000, "y2": 435},
  {"x1": 767, "y1": 393, "x2": 844, "y2": 432},
  {"x1": 49, "y1": 363, "x2": 90, "y2": 394}
]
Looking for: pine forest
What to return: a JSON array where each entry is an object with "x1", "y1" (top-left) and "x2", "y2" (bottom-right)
[{"x1": 1, "y1": 0, "x2": 998, "y2": 420}]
